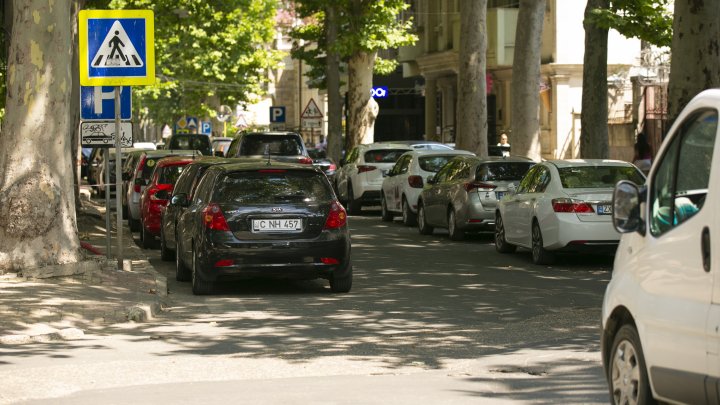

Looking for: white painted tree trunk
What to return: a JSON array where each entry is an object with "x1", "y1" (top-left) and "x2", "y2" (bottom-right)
[
  {"x1": 0, "y1": 0, "x2": 81, "y2": 273},
  {"x1": 668, "y1": 0, "x2": 720, "y2": 126},
  {"x1": 456, "y1": 0, "x2": 488, "y2": 156},
  {"x1": 345, "y1": 51, "x2": 378, "y2": 151},
  {"x1": 580, "y1": 0, "x2": 609, "y2": 159},
  {"x1": 510, "y1": 0, "x2": 545, "y2": 161}
]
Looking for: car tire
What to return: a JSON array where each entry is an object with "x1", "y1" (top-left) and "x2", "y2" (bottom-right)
[
  {"x1": 347, "y1": 183, "x2": 362, "y2": 215},
  {"x1": 175, "y1": 242, "x2": 191, "y2": 282},
  {"x1": 380, "y1": 193, "x2": 393, "y2": 222},
  {"x1": 160, "y1": 226, "x2": 174, "y2": 261},
  {"x1": 494, "y1": 212, "x2": 517, "y2": 253},
  {"x1": 191, "y1": 246, "x2": 213, "y2": 295},
  {"x1": 402, "y1": 197, "x2": 417, "y2": 226},
  {"x1": 608, "y1": 325, "x2": 654, "y2": 405},
  {"x1": 531, "y1": 221, "x2": 555, "y2": 265},
  {"x1": 330, "y1": 264, "x2": 353, "y2": 293},
  {"x1": 417, "y1": 203, "x2": 434, "y2": 235},
  {"x1": 447, "y1": 209, "x2": 465, "y2": 241},
  {"x1": 141, "y1": 223, "x2": 155, "y2": 249},
  {"x1": 128, "y1": 215, "x2": 140, "y2": 232}
]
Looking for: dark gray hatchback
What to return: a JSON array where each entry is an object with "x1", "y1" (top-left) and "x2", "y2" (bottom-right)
[{"x1": 173, "y1": 161, "x2": 352, "y2": 295}]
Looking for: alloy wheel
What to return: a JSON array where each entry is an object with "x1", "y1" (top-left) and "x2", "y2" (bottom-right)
[{"x1": 611, "y1": 340, "x2": 641, "y2": 405}]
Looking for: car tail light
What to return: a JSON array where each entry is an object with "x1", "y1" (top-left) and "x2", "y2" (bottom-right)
[
  {"x1": 298, "y1": 156, "x2": 313, "y2": 164},
  {"x1": 408, "y1": 175, "x2": 424, "y2": 188},
  {"x1": 202, "y1": 203, "x2": 230, "y2": 231},
  {"x1": 214, "y1": 259, "x2": 234, "y2": 267},
  {"x1": 324, "y1": 201, "x2": 347, "y2": 229},
  {"x1": 134, "y1": 184, "x2": 142, "y2": 193},
  {"x1": 552, "y1": 198, "x2": 595, "y2": 213},
  {"x1": 328, "y1": 163, "x2": 337, "y2": 171},
  {"x1": 320, "y1": 257, "x2": 339, "y2": 265},
  {"x1": 464, "y1": 182, "x2": 496, "y2": 192},
  {"x1": 149, "y1": 184, "x2": 173, "y2": 201},
  {"x1": 357, "y1": 165, "x2": 377, "y2": 173}
]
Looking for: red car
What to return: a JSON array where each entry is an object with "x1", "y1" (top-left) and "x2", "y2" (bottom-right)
[{"x1": 139, "y1": 156, "x2": 196, "y2": 248}]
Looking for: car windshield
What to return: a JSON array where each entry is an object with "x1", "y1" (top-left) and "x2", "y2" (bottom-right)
[
  {"x1": 214, "y1": 170, "x2": 332, "y2": 204},
  {"x1": 168, "y1": 135, "x2": 210, "y2": 154},
  {"x1": 158, "y1": 165, "x2": 186, "y2": 184},
  {"x1": 239, "y1": 135, "x2": 303, "y2": 156},
  {"x1": 419, "y1": 155, "x2": 457, "y2": 172},
  {"x1": 364, "y1": 149, "x2": 410, "y2": 163},
  {"x1": 559, "y1": 165, "x2": 645, "y2": 189},
  {"x1": 476, "y1": 162, "x2": 535, "y2": 181}
]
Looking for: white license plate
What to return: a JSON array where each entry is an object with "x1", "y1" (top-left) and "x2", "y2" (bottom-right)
[
  {"x1": 252, "y1": 218, "x2": 303, "y2": 232},
  {"x1": 495, "y1": 191, "x2": 506, "y2": 200},
  {"x1": 597, "y1": 204, "x2": 613, "y2": 215}
]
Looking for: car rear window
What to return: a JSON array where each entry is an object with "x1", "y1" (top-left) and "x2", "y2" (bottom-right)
[
  {"x1": 559, "y1": 166, "x2": 645, "y2": 189},
  {"x1": 476, "y1": 162, "x2": 535, "y2": 181},
  {"x1": 158, "y1": 165, "x2": 187, "y2": 184},
  {"x1": 213, "y1": 170, "x2": 333, "y2": 204},
  {"x1": 168, "y1": 135, "x2": 211, "y2": 154},
  {"x1": 239, "y1": 135, "x2": 303, "y2": 156},
  {"x1": 364, "y1": 149, "x2": 410, "y2": 163},
  {"x1": 141, "y1": 158, "x2": 161, "y2": 179},
  {"x1": 419, "y1": 155, "x2": 457, "y2": 172}
]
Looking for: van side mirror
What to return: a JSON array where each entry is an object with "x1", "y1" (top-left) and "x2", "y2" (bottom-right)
[{"x1": 612, "y1": 180, "x2": 645, "y2": 235}]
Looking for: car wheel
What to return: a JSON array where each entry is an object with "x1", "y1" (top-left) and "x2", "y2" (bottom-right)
[
  {"x1": 402, "y1": 197, "x2": 417, "y2": 226},
  {"x1": 346, "y1": 183, "x2": 362, "y2": 215},
  {"x1": 380, "y1": 193, "x2": 393, "y2": 222},
  {"x1": 494, "y1": 212, "x2": 517, "y2": 253},
  {"x1": 191, "y1": 246, "x2": 213, "y2": 295},
  {"x1": 160, "y1": 225, "x2": 174, "y2": 261},
  {"x1": 141, "y1": 223, "x2": 155, "y2": 249},
  {"x1": 128, "y1": 215, "x2": 140, "y2": 232},
  {"x1": 531, "y1": 221, "x2": 555, "y2": 265},
  {"x1": 175, "y1": 242, "x2": 190, "y2": 282},
  {"x1": 417, "y1": 203, "x2": 434, "y2": 235},
  {"x1": 609, "y1": 325, "x2": 654, "y2": 405},
  {"x1": 329, "y1": 264, "x2": 353, "y2": 293},
  {"x1": 448, "y1": 209, "x2": 465, "y2": 241}
]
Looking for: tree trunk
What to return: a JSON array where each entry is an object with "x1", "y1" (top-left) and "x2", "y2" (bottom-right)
[
  {"x1": 325, "y1": 4, "x2": 343, "y2": 164},
  {"x1": 580, "y1": 0, "x2": 609, "y2": 159},
  {"x1": 510, "y1": 0, "x2": 545, "y2": 161},
  {"x1": 345, "y1": 50, "x2": 378, "y2": 151},
  {"x1": 72, "y1": 0, "x2": 83, "y2": 212},
  {"x1": 0, "y1": 0, "x2": 81, "y2": 273},
  {"x1": 667, "y1": 0, "x2": 720, "y2": 128},
  {"x1": 456, "y1": 0, "x2": 488, "y2": 157}
]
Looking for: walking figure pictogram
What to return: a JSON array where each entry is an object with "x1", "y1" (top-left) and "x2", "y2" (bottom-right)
[
  {"x1": 91, "y1": 20, "x2": 144, "y2": 68},
  {"x1": 107, "y1": 31, "x2": 127, "y2": 65}
]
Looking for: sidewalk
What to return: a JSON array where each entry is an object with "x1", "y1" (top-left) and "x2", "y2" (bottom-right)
[{"x1": 0, "y1": 188, "x2": 167, "y2": 344}]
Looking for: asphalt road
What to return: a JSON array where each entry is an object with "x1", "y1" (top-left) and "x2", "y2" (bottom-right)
[{"x1": 2, "y1": 209, "x2": 614, "y2": 404}]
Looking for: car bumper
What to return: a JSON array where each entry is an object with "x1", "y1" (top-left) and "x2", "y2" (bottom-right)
[{"x1": 543, "y1": 214, "x2": 620, "y2": 250}]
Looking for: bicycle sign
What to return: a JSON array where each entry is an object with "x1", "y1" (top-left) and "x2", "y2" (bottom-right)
[{"x1": 80, "y1": 121, "x2": 133, "y2": 147}]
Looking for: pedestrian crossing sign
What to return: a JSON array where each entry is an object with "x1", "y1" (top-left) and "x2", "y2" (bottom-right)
[{"x1": 79, "y1": 10, "x2": 155, "y2": 86}]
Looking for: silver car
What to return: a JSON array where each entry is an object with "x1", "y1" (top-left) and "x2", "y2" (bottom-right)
[{"x1": 417, "y1": 155, "x2": 535, "y2": 240}]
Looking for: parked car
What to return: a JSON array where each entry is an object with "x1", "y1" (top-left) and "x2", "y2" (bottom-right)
[
  {"x1": 164, "y1": 133, "x2": 212, "y2": 156},
  {"x1": 335, "y1": 143, "x2": 413, "y2": 214},
  {"x1": 124, "y1": 149, "x2": 199, "y2": 232},
  {"x1": 138, "y1": 156, "x2": 196, "y2": 249},
  {"x1": 173, "y1": 161, "x2": 352, "y2": 295},
  {"x1": 80, "y1": 147, "x2": 92, "y2": 179},
  {"x1": 88, "y1": 147, "x2": 148, "y2": 198},
  {"x1": 381, "y1": 149, "x2": 475, "y2": 226},
  {"x1": 417, "y1": 155, "x2": 535, "y2": 240},
  {"x1": 211, "y1": 136, "x2": 233, "y2": 157},
  {"x1": 133, "y1": 142, "x2": 157, "y2": 150},
  {"x1": 494, "y1": 159, "x2": 645, "y2": 264},
  {"x1": 160, "y1": 156, "x2": 243, "y2": 269},
  {"x1": 378, "y1": 140, "x2": 454, "y2": 150},
  {"x1": 121, "y1": 149, "x2": 154, "y2": 217},
  {"x1": 602, "y1": 89, "x2": 720, "y2": 404},
  {"x1": 224, "y1": 131, "x2": 312, "y2": 164},
  {"x1": 307, "y1": 147, "x2": 337, "y2": 181}
]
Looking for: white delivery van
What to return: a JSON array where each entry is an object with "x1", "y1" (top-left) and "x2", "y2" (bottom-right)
[{"x1": 602, "y1": 89, "x2": 720, "y2": 404}]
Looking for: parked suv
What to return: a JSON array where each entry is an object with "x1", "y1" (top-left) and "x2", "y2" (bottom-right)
[
  {"x1": 225, "y1": 131, "x2": 312, "y2": 164},
  {"x1": 602, "y1": 89, "x2": 720, "y2": 404},
  {"x1": 164, "y1": 133, "x2": 212, "y2": 156},
  {"x1": 335, "y1": 143, "x2": 413, "y2": 215}
]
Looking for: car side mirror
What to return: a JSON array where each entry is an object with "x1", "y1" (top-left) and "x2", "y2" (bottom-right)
[
  {"x1": 171, "y1": 193, "x2": 190, "y2": 207},
  {"x1": 612, "y1": 180, "x2": 645, "y2": 235}
]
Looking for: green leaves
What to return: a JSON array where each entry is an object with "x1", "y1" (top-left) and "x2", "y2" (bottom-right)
[{"x1": 589, "y1": 0, "x2": 673, "y2": 47}]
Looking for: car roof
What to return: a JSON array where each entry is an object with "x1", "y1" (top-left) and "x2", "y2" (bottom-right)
[
  {"x1": 359, "y1": 143, "x2": 413, "y2": 151},
  {"x1": 142, "y1": 149, "x2": 200, "y2": 157},
  {"x1": 378, "y1": 140, "x2": 444, "y2": 145},
  {"x1": 211, "y1": 137, "x2": 233, "y2": 141},
  {"x1": 547, "y1": 159, "x2": 633, "y2": 168},
  {"x1": 211, "y1": 160, "x2": 323, "y2": 174},
  {"x1": 475, "y1": 155, "x2": 536, "y2": 163},
  {"x1": 155, "y1": 156, "x2": 197, "y2": 167},
  {"x1": 238, "y1": 131, "x2": 302, "y2": 137},
  {"x1": 402, "y1": 149, "x2": 475, "y2": 157}
]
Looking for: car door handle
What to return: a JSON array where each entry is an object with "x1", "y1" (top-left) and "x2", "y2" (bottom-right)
[{"x1": 702, "y1": 226, "x2": 711, "y2": 273}]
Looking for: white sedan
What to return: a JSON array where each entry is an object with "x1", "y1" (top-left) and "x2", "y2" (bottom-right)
[
  {"x1": 494, "y1": 159, "x2": 645, "y2": 264},
  {"x1": 380, "y1": 149, "x2": 475, "y2": 225}
]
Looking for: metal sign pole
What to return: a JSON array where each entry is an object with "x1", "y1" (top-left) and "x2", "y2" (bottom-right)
[
  {"x1": 115, "y1": 86, "x2": 123, "y2": 270},
  {"x1": 104, "y1": 155, "x2": 111, "y2": 259}
]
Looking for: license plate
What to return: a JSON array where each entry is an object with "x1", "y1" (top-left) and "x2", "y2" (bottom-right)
[
  {"x1": 495, "y1": 191, "x2": 506, "y2": 200},
  {"x1": 597, "y1": 204, "x2": 613, "y2": 215},
  {"x1": 252, "y1": 218, "x2": 303, "y2": 232}
]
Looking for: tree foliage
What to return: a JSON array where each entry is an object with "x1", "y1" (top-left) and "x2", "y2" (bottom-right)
[
  {"x1": 588, "y1": 0, "x2": 672, "y2": 47},
  {"x1": 108, "y1": 0, "x2": 283, "y2": 123}
]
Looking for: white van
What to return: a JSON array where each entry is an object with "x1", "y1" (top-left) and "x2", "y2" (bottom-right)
[{"x1": 602, "y1": 89, "x2": 720, "y2": 404}]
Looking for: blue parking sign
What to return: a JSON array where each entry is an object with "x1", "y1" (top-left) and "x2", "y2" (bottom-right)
[{"x1": 80, "y1": 86, "x2": 132, "y2": 120}]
